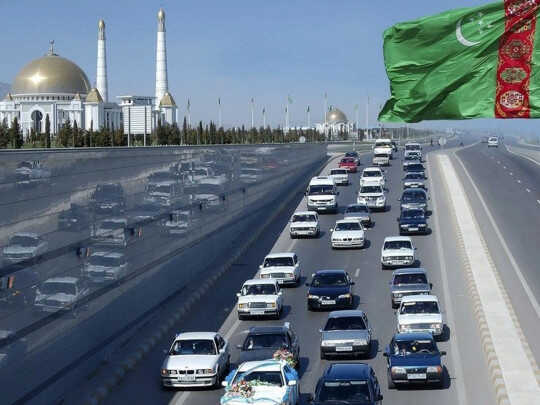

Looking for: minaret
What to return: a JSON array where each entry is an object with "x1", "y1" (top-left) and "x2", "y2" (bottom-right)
[
  {"x1": 96, "y1": 19, "x2": 108, "y2": 102},
  {"x1": 155, "y1": 8, "x2": 168, "y2": 109}
]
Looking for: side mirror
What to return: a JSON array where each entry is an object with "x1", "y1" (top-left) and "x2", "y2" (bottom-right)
[
  {"x1": 396, "y1": 218, "x2": 399, "y2": 222},
  {"x1": 219, "y1": 348, "x2": 226, "y2": 354},
  {"x1": 397, "y1": 198, "x2": 401, "y2": 201},
  {"x1": 259, "y1": 265, "x2": 263, "y2": 269},
  {"x1": 221, "y1": 381, "x2": 228, "y2": 387},
  {"x1": 330, "y1": 228, "x2": 334, "y2": 232},
  {"x1": 440, "y1": 351, "x2": 447, "y2": 356},
  {"x1": 305, "y1": 283, "x2": 310, "y2": 287},
  {"x1": 288, "y1": 380, "x2": 297, "y2": 386},
  {"x1": 236, "y1": 293, "x2": 241, "y2": 298},
  {"x1": 318, "y1": 329, "x2": 323, "y2": 333},
  {"x1": 350, "y1": 281, "x2": 355, "y2": 285},
  {"x1": 278, "y1": 291, "x2": 283, "y2": 296}
]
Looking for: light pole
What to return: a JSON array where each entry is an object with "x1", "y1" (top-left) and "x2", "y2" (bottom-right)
[
  {"x1": 250, "y1": 97, "x2": 255, "y2": 129},
  {"x1": 307, "y1": 105, "x2": 311, "y2": 128},
  {"x1": 187, "y1": 98, "x2": 191, "y2": 128},
  {"x1": 365, "y1": 96, "x2": 370, "y2": 140},
  {"x1": 262, "y1": 107, "x2": 266, "y2": 128},
  {"x1": 218, "y1": 97, "x2": 222, "y2": 129}
]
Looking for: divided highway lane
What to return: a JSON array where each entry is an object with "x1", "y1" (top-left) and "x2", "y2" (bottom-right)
[
  {"x1": 456, "y1": 142, "x2": 540, "y2": 364},
  {"x1": 100, "y1": 148, "x2": 495, "y2": 405}
]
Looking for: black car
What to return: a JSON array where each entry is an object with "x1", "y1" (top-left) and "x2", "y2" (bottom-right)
[
  {"x1": 383, "y1": 332, "x2": 446, "y2": 389},
  {"x1": 403, "y1": 162, "x2": 425, "y2": 174},
  {"x1": 236, "y1": 323, "x2": 300, "y2": 368},
  {"x1": 398, "y1": 188, "x2": 428, "y2": 212},
  {"x1": 58, "y1": 203, "x2": 91, "y2": 231},
  {"x1": 309, "y1": 363, "x2": 383, "y2": 405},
  {"x1": 307, "y1": 270, "x2": 354, "y2": 311},
  {"x1": 398, "y1": 208, "x2": 428, "y2": 234}
]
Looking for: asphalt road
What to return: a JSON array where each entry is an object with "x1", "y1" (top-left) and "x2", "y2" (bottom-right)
[
  {"x1": 98, "y1": 143, "x2": 497, "y2": 405},
  {"x1": 455, "y1": 141, "x2": 540, "y2": 365}
]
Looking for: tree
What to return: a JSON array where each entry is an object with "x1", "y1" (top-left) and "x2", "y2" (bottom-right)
[
  {"x1": 0, "y1": 118, "x2": 9, "y2": 148},
  {"x1": 45, "y1": 114, "x2": 51, "y2": 148},
  {"x1": 57, "y1": 119, "x2": 72, "y2": 147},
  {"x1": 10, "y1": 117, "x2": 23, "y2": 149},
  {"x1": 88, "y1": 120, "x2": 93, "y2": 147},
  {"x1": 73, "y1": 120, "x2": 79, "y2": 147},
  {"x1": 197, "y1": 121, "x2": 203, "y2": 145},
  {"x1": 182, "y1": 117, "x2": 187, "y2": 145}
]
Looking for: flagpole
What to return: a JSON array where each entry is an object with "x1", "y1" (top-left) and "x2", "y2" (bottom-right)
[
  {"x1": 250, "y1": 98, "x2": 254, "y2": 129},
  {"x1": 262, "y1": 107, "x2": 266, "y2": 128},
  {"x1": 187, "y1": 98, "x2": 191, "y2": 128},
  {"x1": 324, "y1": 92, "x2": 328, "y2": 138},
  {"x1": 354, "y1": 104, "x2": 359, "y2": 139},
  {"x1": 285, "y1": 105, "x2": 289, "y2": 134},
  {"x1": 307, "y1": 106, "x2": 311, "y2": 128},
  {"x1": 365, "y1": 96, "x2": 369, "y2": 140},
  {"x1": 218, "y1": 97, "x2": 222, "y2": 129}
]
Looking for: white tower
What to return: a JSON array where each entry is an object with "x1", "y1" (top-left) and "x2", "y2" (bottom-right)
[
  {"x1": 96, "y1": 19, "x2": 108, "y2": 102},
  {"x1": 155, "y1": 8, "x2": 168, "y2": 109}
]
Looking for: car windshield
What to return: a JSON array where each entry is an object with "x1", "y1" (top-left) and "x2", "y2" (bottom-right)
[
  {"x1": 346, "y1": 205, "x2": 369, "y2": 214},
  {"x1": 384, "y1": 240, "x2": 412, "y2": 250},
  {"x1": 402, "y1": 191, "x2": 426, "y2": 202},
  {"x1": 100, "y1": 221, "x2": 124, "y2": 230},
  {"x1": 312, "y1": 273, "x2": 348, "y2": 287},
  {"x1": 292, "y1": 214, "x2": 316, "y2": 222},
  {"x1": 400, "y1": 301, "x2": 439, "y2": 314},
  {"x1": 41, "y1": 282, "x2": 76, "y2": 296},
  {"x1": 264, "y1": 257, "x2": 294, "y2": 267},
  {"x1": 170, "y1": 339, "x2": 216, "y2": 355},
  {"x1": 335, "y1": 222, "x2": 362, "y2": 231},
  {"x1": 324, "y1": 316, "x2": 366, "y2": 331},
  {"x1": 193, "y1": 169, "x2": 209, "y2": 176},
  {"x1": 331, "y1": 169, "x2": 347, "y2": 175},
  {"x1": 345, "y1": 152, "x2": 358, "y2": 157},
  {"x1": 362, "y1": 171, "x2": 381, "y2": 177},
  {"x1": 360, "y1": 186, "x2": 382, "y2": 194},
  {"x1": 402, "y1": 209, "x2": 425, "y2": 219},
  {"x1": 406, "y1": 144, "x2": 421, "y2": 150},
  {"x1": 241, "y1": 168, "x2": 258, "y2": 175},
  {"x1": 393, "y1": 273, "x2": 428, "y2": 285},
  {"x1": 405, "y1": 173, "x2": 424, "y2": 180},
  {"x1": 406, "y1": 164, "x2": 425, "y2": 172},
  {"x1": 9, "y1": 236, "x2": 39, "y2": 247},
  {"x1": 308, "y1": 185, "x2": 334, "y2": 195},
  {"x1": 341, "y1": 158, "x2": 354, "y2": 164},
  {"x1": 317, "y1": 380, "x2": 371, "y2": 403},
  {"x1": 392, "y1": 339, "x2": 437, "y2": 355},
  {"x1": 149, "y1": 172, "x2": 174, "y2": 182},
  {"x1": 233, "y1": 371, "x2": 283, "y2": 387},
  {"x1": 242, "y1": 284, "x2": 277, "y2": 295},
  {"x1": 243, "y1": 333, "x2": 288, "y2": 350},
  {"x1": 374, "y1": 153, "x2": 387, "y2": 158},
  {"x1": 147, "y1": 184, "x2": 172, "y2": 194},
  {"x1": 88, "y1": 256, "x2": 124, "y2": 267}
]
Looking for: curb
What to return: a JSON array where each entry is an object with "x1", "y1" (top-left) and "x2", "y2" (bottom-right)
[{"x1": 83, "y1": 155, "x2": 339, "y2": 405}]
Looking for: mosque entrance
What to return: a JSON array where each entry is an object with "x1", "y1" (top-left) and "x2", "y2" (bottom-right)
[{"x1": 31, "y1": 110, "x2": 43, "y2": 133}]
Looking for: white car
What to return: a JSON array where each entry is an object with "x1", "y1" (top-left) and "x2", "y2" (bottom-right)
[
  {"x1": 397, "y1": 295, "x2": 444, "y2": 338},
  {"x1": 306, "y1": 177, "x2": 338, "y2": 213},
  {"x1": 330, "y1": 219, "x2": 366, "y2": 249},
  {"x1": 381, "y1": 236, "x2": 415, "y2": 269},
  {"x1": 161, "y1": 332, "x2": 230, "y2": 388},
  {"x1": 360, "y1": 167, "x2": 386, "y2": 187},
  {"x1": 259, "y1": 253, "x2": 301, "y2": 286},
  {"x1": 2, "y1": 233, "x2": 48, "y2": 264},
  {"x1": 163, "y1": 210, "x2": 192, "y2": 236},
  {"x1": 221, "y1": 360, "x2": 299, "y2": 405},
  {"x1": 487, "y1": 136, "x2": 499, "y2": 147},
  {"x1": 83, "y1": 251, "x2": 128, "y2": 283},
  {"x1": 329, "y1": 168, "x2": 349, "y2": 185},
  {"x1": 91, "y1": 217, "x2": 130, "y2": 247},
  {"x1": 357, "y1": 184, "x2": 386, "y2": 211},
  {"x1": 34, "y1": 277, "x2": 89, "y2": 313},
  {"x1": 237, "y1": 279, "x2": 283, "y2": 320},
  {"x1": 372, "y1": 152, "x2": 390, "y2": 166},
  {"x1": 289, "y1": 211, "x2": 320, "y2": 238}
]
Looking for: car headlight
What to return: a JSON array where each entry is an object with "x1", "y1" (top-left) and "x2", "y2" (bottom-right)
[
  {"x1": 377, "y1": 196, "x2": 385, "y2": 201},
  {"x1": 161, "y1": 369, "x2": 177, "y2": 376},
  {"x1": 196, "y1": 368, "x2": 215, "y2": 375},
  {"x1": 260, "y1": 274, "x2": 270, "y2": 278},
  {"x1": 338, "y1": 293, "x2": 351, "y2": 299},
  {"x1": 431, "y1": 323, "x2": 442, "y2": 330},
  {"x1": 268, "y1": 302, "x2": 276, "y2": 308},
  {"x1": 427, "y1": 366, "x2": 443, "y2": 374},
  {"x1": 407, "y1": 256, "x2": 413, "y2": 261},
  {"x1": 321, "y1": 340, "x2": 333, "y2": 347},
  {"x1": 238, "y1": 303, "x2": 248, "y2": 309},
  {"x1": 399, "y1": 324, "x2": 411, "y2": 332},
  {"x1": 400, "y1": 225, "x2": 407, "y2": 228},
  {"x1": 391, "y1": 367, "x2": 406, "y2": 375},
  {"x1": 393, "y1": 293, "x2": 403, "y2": 298},
  {"x1": 353, "y1": 339, "x2": 368, "y2": 345},
  {"x1": 419, "y1": 224, "x2": 427, "y2": 227},
  {"x1": 310, "y1": 227, "x2": 316, "y2": 231},
  {"x1": 308, "y1": 294, "x2": 319, "y2": 299}
]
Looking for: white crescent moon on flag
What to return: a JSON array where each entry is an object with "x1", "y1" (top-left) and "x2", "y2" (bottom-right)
[{"x1": 456, "y1": 17, "x2": 480, "y2": 47}]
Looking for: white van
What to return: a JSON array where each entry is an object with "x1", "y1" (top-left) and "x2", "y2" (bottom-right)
[
  {"x1": 374, "y1": 138, "x2": 393, "y2": 159},
  {"x1": 487, "y1": 137, "x2": 499, "y2": 147},
  {"x1": 306, "y1": 177, "x2": 339, "y2": 213}
]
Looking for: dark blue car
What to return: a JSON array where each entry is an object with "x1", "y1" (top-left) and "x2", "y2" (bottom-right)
[
  {"x1": 306, "y1": 270, "x2": 354, "y2": 311},
  {"x1": 383, "y1": 332, "x2": 446, "y2": 389},
  {"x1": 398, "y1": 208, "x2": 428, "y2": 234},
  {"x1": 309, "y1": 363, "x2": 383, "y2": 404}
]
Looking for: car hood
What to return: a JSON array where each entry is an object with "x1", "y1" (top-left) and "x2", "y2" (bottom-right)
[
  {"x1": 382, "y1": 249, "x2": 414, "y2": 257},
  {"x1": 309, "y1": 286, "x2": 350, "y2": 296},
  {"x1": 357, "y1": 192, "x2": 383, "y2": 198},
  {"x1": 400, "y1": 217, "x2": 427, "y2": 225},
  {"x1": 344, "y1": 213, "x2": 370, "y2": 220},
  {"x1": 397, "y1": 313, "x2": 442, "y2": 324},
  {"x1": 404, "y1": 180, "x2": 425, "y2": 185},
  {"x1": 389, "y1": 353, "x2": 441, "y2": 367},
  {"x1": 391, "y1": 284, "x2": 430, "y2": 293},
  {"x1": 332, "y1": 230, "x2": 364, "y2": 239},
  {"x1": 3, "y1": 246, "x2": 36, "y2": 255},
  {"x1": 238, "y1": 295, "x2": 278, "y2": 304},
  {"x1": 308, "y1": 195, "x2": 336, "y2": 201},
  {"x1": 290, "y1": 221, "x2": 318, "y2": 228},
  {"x1": 260, "y1": 266, "x2": 295, "y2": 274},
  {"x1": 238, "y1": 348, "x2": 276, "y2": 364},
  {"x1": 162, "y1": 354, "x2": 218, "y2": 370},
  {"x1": 221, "y1": 386, "x2": 287, "y2": 405},
  {"x1": 38, "y1": 293, "x2": 76, "y2": 304},
  {"x1": 321, "y1": 329, "x2": 369, "y2": 341}
]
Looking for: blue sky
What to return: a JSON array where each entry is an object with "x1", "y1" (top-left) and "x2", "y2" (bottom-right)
[{"x1": 0, "y1": 0, "x2": 536, "y2": 134}]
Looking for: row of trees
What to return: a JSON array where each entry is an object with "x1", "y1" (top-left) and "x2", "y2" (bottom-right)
[{"x1": 0, "y1": 114, "x2": 327, "y2": 149}]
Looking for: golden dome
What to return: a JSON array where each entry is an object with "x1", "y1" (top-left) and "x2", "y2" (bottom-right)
[
  {"x1": 158, "y1": 8, "x2": 165, "y2": 20},
  {"x1": 159, "y1": 92, "x2": 176, "y2": 107},
  {"x1": 98, "y1": 19, "x2": 105, "y2": 29},
  {"x1": 326, "y1": 108, "x2": 348, "y2": 123},
  {"x1": 11, "y1": 53, "x2": 91, "y2": 96}
]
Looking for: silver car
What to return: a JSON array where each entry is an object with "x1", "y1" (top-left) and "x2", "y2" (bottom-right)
[
  {"x1": 343, "y1": 204, "x2": 372, "y2": 227},
  {"x1": 389, "y1": 268, "x2": 432, "y2": 308},
  {"x1": 320, "y1": 310, "x2": 372, "y2": 359}
]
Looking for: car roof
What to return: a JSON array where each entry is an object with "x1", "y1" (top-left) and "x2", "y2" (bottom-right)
[
  {"x1": 328, "y1": 310, "x2": 366, "y2": 318},
  {"x1": 392, "y1": 268, "x2": 427, "y2": 276},
  {"x1": 175, "y1": 332, "x2": 218, "y2": 341},
  {"x1": 335, "y1": 218, "x2": 362, "y2": 224},
  {"x1": 237, "y1": 360, "x2": 282, "y2": 372},
  {"x1": 293, "y1": 211, "x2": 316, "y2": 216},
  {"x1": 90, "y1": 251, "x2": 124, "y2": 259},
  {"x1": 384, "y1": 236, "x2": 412, "y2": 242},
  {"x1": 324, "y1": 363, "x2": 371, "y2": 380},
  {"x1": 44, "y1": 276, "x2": 79, "y2": 284},
  {"x1": 265, "y1": 252, "x2": 295, "y2": 259},
  {"x1": 314, "y1": 269, "x2": 347, "y2": 276},
  {"x1": 401, "y1": 294, "x2": 438, "y2": 303},
  {"x1": 394, "y1": 332, "x2": 434, "y2": 341},
  {"x1": 243, "y1": 278, "x2": 278, "y2": 286}
]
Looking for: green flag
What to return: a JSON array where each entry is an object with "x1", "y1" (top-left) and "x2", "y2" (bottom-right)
[{"x1": 379, "y1": 1, "x2": 540, "y2": 122}]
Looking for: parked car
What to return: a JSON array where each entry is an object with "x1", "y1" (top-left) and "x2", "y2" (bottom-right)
[
  {"x1": 383, "y1": 332, "x2": 446, "y2": 389},
  {"x1": 2, "y1": 233, "x2": 48, "y2": 265},
  {"x1": 289, "y1": 211, "x2": 320, "y2": 238},
  {"x1": 398, "y1": 208, "x2": 428, "y2": 234},
  {"x1": 160, "y1": 331, "x2": 230, "y2": 388},
  {"x1": 259, "y1": 252, "x2": 301, "y2": 286},
  {"x1": 237, "y1": 279, "x2": 283, "y2": 320},
  {"x1": 330, "y1": 219, "x2": 366, "y2": 249},
  {"x1": 343, "y1": 204, "x2": 372, "y2": 227},
  {"x1": 307, "y1": 270, "x2": 354, "y2": 311},
  {"x1": 58, "y1": 203, "x2": 91, "y2": 231},
  {"x1": 319, "y1": 310, "x2": 373, "y2": 359},
  {"x1": 380, "y1": 236, "x2": 416, "y2": 269},
  {"x1": 396, "y1": 295, "x2": 444, "y2": 338},
  {"x1": 389, "y1": 268, "x2": 432, "y2": 308},
  {"x1": 309, "y1": 363, "x2": 383, "y2": 405}
]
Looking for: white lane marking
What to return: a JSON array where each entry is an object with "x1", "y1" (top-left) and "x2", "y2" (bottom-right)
[
  {"x1": 517, "y1": 180, "x2": 521, "y2": 184},
  {"x1": 454, "y1": 154, "x2": 540, "y2": 319},
  {"x1": 442, "y1": 154, "x2": 540, "y2": 403},
  {"x1": 503, "y1": 166, "x2": 507, "y2": 169},
  {"x1": 497, "y1": 161, "x2": 501, "y2": 164},
  {"x1": 509, "y1": 172, "x2": 513, "y2": 176},
  {"x1": 223, "y1": 319, "x2": 241, "y2": 341},
  {"x1": 506, "y1": 144, "x2": 540, "y2": 167},
  {"x1": 354, "y1": 268, "x2": 360, "y2": 277},
  {"x1": 537, "y1": 200, "x2": 540, "y2": 205},
  {"x1": 429, "y1": 158, "x2": 468, "y2": 405}
]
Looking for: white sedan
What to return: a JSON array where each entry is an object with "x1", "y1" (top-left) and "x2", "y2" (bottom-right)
[
  {"x1": 381, "y1": 236, "x2": 415, "y2": 269},
  {"x1": 237, "y1": 279, "x2": 283, "y2": 320},
  {"x1": 259, "y1": 252, "x2": 301, "y2": 286},
  {"x1": 330, "y1": 219, "x2": 366, "y2": 249}
]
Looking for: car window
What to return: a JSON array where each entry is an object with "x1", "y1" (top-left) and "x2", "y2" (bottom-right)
[
  {"x1": 393, "y1": 273, "x2": 428, "y2": 285},
  {"x1": 359, "y1": 186, "x2": 383, "y2": 194},
  {"x1": 312, "y1": 273, "x2": 348, "y2": 287},
  {"x1": 243, "y1": 333, "x2": 289, "y2": 350},
  {"x1": 335, "y1": 222, "x2": 362, "y2": 231},
  {"x1": 242, "y1": 284, "x2": 276, "y2": 295},
  {"x1": 171, "y1": 339, "x2": 217, "y2": 355},
  {"x1": 292, "y1": 214, "x2": 316, "y2": 222},
  {"x1": 384, "y1": 240, "x2": 412, "y2": 250},
  {"x1": 264, "y1": 257, "x2": 294, "y2": 267},
  {"x1": 233, "y1": 371, "x2": 283, "y2": 387},
  {"x1": 317, "y1": 380, "x2": 371, "y2": 402},
  {"x1": 400, "y1": 301, "x2": 439, "y2": 314},
  {"x1": 324, "y1": 316, "x2": 366, "y2": 330},
  {"x1": 392, "y1": 339, "x2": 437, "y2": 355}
]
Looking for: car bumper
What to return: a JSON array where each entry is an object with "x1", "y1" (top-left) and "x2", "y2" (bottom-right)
[
  {"x1": 399, "y1": 226, "x2": 428, "y2": 234},
  {"x1": 290, "y1": 229, "x2": 318, "y2": 237},
  {"x1": 161, "y1": 375, "x2": 217, "y2": 388},
  {"x1": 237, "y1": 308, "x2": 279, "y2": 317},
  {"x1": 382, "y1": 259, "x2": 414, "y2": 268},
  {"x1": 331, "y1": 240, "x2": 365, "y2": 248},
  {"x1": 321, "y1": 343, "x2": 370, "y2": 355},
  {"x1": 398, "y1": 327, "x2": 443, "y2": 337},
  {"x1": 340, "y1": 166, "x2": 357, "y2": 172},
  {"x1": 85, "y1": 273, "x2": 118, "y2": 283},
  {"x1": 307, "y1": 204, "x2": 337, "y2": 213},
  {"x1": 308, "y1": 297, "x2": 352, "y2": 310},
  {"x1": 391, "y1": 372, "x2": 443, "y2": 385},
  {"x1": 334, "y1": 178, "x2": 349, "y2": 185}
]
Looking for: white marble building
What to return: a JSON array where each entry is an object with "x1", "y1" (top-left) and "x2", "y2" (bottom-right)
[{"x1": 316, "y1": 107, "x2": 356, "y2": 139}]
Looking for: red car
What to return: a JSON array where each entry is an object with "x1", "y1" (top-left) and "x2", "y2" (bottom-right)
[{"x1": 338, "y1": 158, "x2": 357, "y2": 172}]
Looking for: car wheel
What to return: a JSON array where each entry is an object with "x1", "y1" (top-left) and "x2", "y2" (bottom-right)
[
  {"x1": 387, "y1": 370, "x2": 396, "y2": 389},
  {"x1": 238, "y1": 314, "x2": 245, "y2": 321},
  {"x1": 290, "y1": 234, "x2": 296, "y2": 239},
  {"x1": 213, "y1": 366, "x2": 221, "y2": 388},
  {"x1": 381, "y1": 264, "x2": 387, "y2": 270}
]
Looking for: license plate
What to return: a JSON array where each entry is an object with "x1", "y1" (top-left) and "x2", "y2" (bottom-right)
[
  {"x1": 321, "y1": 300, "x2": 336, "y2": 305},
  {"x1": 409, "y1": 227, "x2": 418, "y2": 231},
  {"x1": 179, "y1": 375, "x2": 196, "y2": 382},
  {"x1": 407, "y1": 373, "x2": 426, "y2": 380},
  {"x1": 251, "y1": 309, "x2": 266, "y2": 315},
  {"x1": 336, "y1": 346, "x2": 353, "y2": 352}
]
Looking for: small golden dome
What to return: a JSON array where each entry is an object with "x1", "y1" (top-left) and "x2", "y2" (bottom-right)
[{"x1": 158, "y1": 8, "x2": 165, "y2": 20}]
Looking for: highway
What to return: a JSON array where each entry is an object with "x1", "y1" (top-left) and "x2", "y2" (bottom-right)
[{"x1": 93, "y1": 142, "x2": 499, "y2": 405}]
